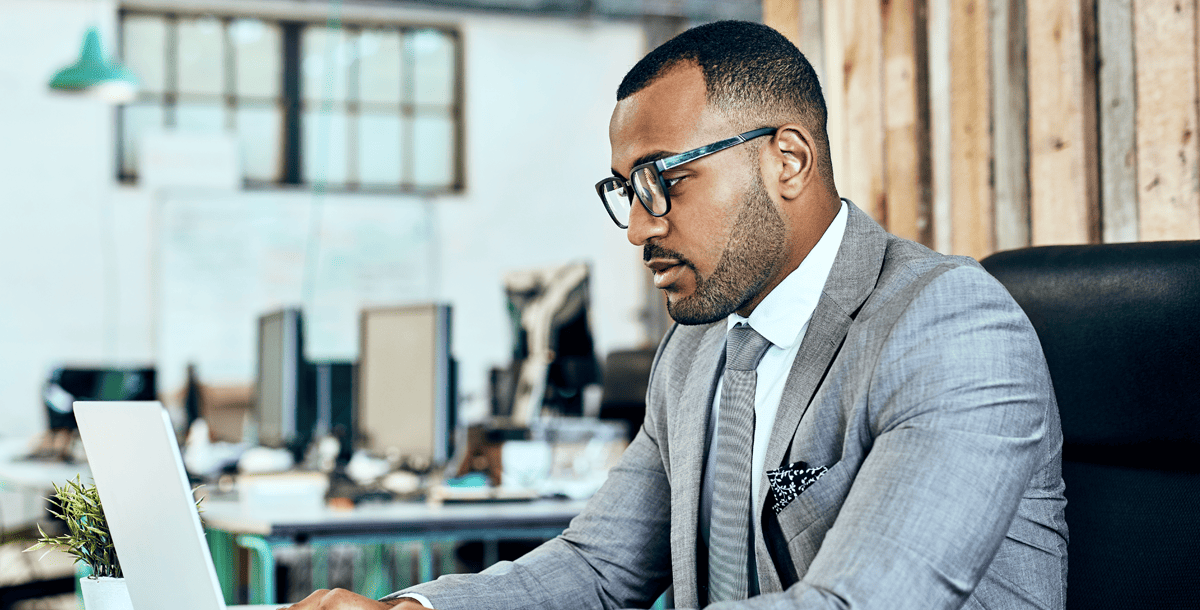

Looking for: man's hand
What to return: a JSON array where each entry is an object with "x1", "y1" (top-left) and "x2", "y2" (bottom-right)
[{"x1": 280, "y1": 588, "x2": 430, "y2": 609}]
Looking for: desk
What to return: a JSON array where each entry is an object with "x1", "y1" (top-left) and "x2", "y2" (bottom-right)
[
  {"x1": 202, "y1": 498, "x2": 587, "y2": 606},
  {"x1": 0, "y1": 436, "x2": 88, "y2": 531}
]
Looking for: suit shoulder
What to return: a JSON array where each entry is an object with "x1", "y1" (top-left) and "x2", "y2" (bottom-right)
[
  {"x1": 863, "y1": 234, "x2": 1004, "y2": 318},
  {"x1": 880, "y1": 233, "x2": 981, "y2": 278}
]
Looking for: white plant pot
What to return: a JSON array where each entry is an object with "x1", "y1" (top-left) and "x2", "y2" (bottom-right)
[{"x1": 80, "y1": 576, "x2": 135, "y2": 610}]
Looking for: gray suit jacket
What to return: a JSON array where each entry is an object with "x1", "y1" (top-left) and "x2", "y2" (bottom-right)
[{"x1": 393, "y1": 202, "x2": 1068, "y2": 609}]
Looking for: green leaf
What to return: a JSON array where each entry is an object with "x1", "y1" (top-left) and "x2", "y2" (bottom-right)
[{"x1": 31, "y1": 477, "x2": 122, "y2": 576}]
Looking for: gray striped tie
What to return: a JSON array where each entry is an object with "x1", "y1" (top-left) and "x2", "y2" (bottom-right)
[{"x1": 708, "y1": 324, "x2": 772, "y2": 603}]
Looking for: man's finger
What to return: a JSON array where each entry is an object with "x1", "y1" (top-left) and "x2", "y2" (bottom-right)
[{"x1": 279, "y1": 588, "x2": 331, "y2": 609}]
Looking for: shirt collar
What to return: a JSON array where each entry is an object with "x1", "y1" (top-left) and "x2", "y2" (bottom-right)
[{"x1": 728, "y1": 200, "x2": 848, "y2": 349}]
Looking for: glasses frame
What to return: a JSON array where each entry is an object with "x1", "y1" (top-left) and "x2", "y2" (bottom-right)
[{"x1": 595, "y1": 126, "x2": 778, "y2": 229}]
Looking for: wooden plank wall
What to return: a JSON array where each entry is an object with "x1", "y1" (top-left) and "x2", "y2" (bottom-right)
[
  {"x1": 764, "y1": 0, "x2": 1200, "y2": 257},
  {"x1": 1098, "y1": 0, "x2": 1138, "y2": 243},
  {"x1": 990, "y1": 0, "x2": 1030, "y2": 250},
  {"x1": 1027, "y1": 0, "x2": 1100, "y2": 246},
  {"x1": 949, "y1": 0, "x2": 993, "y2": 258},
  {"x1": 1134, "y1": 0, "x2": 1200, "y2": 240},
  {"x1": 883, "y1": 0, "x2": 931, "y2": 245}
]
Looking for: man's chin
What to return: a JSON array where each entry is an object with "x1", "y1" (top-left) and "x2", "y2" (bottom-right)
[{"x1": 665, "y1": 293, "x2": 732, "y2": 326}]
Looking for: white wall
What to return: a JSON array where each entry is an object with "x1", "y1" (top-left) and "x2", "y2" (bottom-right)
[{"x1": 0, "y1": 0, "x2": 648, "y2": 437}]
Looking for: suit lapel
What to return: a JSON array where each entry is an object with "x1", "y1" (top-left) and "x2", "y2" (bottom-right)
[
  {"x1": 669, "y1": 322, "x2": 726, "y2": 609},
  {"x1": 754, "y1": 201, "x2": 889, "y2": 590}
]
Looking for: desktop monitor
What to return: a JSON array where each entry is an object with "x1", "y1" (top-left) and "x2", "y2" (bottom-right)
[
  {"x1": 302, "y1": 359, "x2": 356, "y2": 462},
  {"x1": 43, "y1": 366, "x2": 157, "y2": 429},
  {"x1": 254, "y1": 308, "x2": 314, "y2": 451},
  {"x1": 358, "y1": 303, "x2": 455, "y2": 468}
]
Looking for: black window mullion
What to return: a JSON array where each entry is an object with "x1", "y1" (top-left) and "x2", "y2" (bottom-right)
[
  {"x1": 116, "y1": 10, "x2": 128, "y2": 181},
  {"x1": 401, "y1": 27, "x2": 415, "y2": 189},
  {"x1": 452, "y1": 30, "x2": 465, "y2": 191},
  {"x1": 348, "y1": 27, "x2": 360, "y2": 190},
  {"x1": 282, "y1": 21, "x2": 303, "y2": 185},
  {"x1": 224, "y1": 18, "x2": 236, "y2": 133},
  {"x1": 165, "y1": 14, "x2": 178, "y2": 128}
]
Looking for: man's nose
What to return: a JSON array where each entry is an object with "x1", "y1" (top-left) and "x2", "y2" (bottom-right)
[{"x1": 626, "y1": 197, "x2": 668, "y2": 246}]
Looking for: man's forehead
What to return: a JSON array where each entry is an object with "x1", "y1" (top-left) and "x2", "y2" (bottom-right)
[{"x1": 608, "y1": 65, "x2": 730, "y2": 170}]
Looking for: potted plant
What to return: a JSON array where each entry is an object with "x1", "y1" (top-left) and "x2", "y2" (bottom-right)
[{"x1": 25, "y1": 476, "x2": 132, "y2": 609}]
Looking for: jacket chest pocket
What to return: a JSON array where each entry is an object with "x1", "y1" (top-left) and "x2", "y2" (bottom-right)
[{"x1": 762, "y1": 459, "x2": 852, "y2": 581}]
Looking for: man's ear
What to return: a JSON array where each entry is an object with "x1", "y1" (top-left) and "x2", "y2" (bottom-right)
[{"x1": 766, "y1": 124, "x2": 817, "y2": 201}]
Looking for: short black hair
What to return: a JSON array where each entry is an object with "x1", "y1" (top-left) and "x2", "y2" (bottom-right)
[{"x1": 617, "y1": 20, "x2": 833, "y2": 188}]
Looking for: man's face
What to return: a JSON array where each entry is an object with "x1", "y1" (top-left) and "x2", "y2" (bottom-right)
[{"x1": 609, "y1": 65, "x2": 789, "y2": 325}]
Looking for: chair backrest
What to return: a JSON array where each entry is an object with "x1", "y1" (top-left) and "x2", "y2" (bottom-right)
[{"x1": 980, "y1": 240, "x2": 1200, "y2": 610}]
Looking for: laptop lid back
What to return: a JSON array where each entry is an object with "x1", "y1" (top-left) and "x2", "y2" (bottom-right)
[{"x1": 74, "y1": 401, "x2": 225, "y2": 610}]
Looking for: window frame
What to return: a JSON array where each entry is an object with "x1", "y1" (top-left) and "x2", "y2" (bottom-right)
[{"x1": 116, "y1": 8, "x2": 466, "y2": 194}]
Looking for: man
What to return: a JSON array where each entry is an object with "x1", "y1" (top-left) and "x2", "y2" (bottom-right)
[{"x1": 287, "y1": 20, "x2": 1067, "y2": 610}]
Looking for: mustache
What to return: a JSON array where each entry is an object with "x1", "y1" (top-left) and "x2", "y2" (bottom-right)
[{"x1": 644, "y1": 243, "x2": 692, "y2": 267}]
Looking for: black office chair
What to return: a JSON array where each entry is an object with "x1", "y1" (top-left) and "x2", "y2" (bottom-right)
[
  {"x1": 598, "y1": 348, "x2": 657, "y2": 441},
  {"x1": 980, "y1": 240, "x2": 1200, "y2": 609}
]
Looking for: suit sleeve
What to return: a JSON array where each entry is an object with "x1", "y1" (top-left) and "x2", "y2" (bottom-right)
[
  {"x1": 386, "y1": 334, "x2": 676, "y2": 610},
  {"x1": 712, "y1": 265, "x2": 1055, "y2": 610}
]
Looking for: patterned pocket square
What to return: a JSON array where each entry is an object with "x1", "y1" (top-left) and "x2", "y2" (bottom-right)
[{"x1": 766, "y1": 461, "x2": 829, "y2": 514}]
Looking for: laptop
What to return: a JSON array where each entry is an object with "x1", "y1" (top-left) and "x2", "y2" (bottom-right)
[{"x1": 74, "y1": 401, "x2": 279, "y2": 610}]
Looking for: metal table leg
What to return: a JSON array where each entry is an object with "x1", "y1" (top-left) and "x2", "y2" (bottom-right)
[{"x1": 235, "y1": 535, "x2": 276, "y2": 605}]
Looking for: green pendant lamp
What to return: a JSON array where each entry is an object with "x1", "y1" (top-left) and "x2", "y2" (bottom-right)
[{"x1": 49, "y1": 27, "x2": 139, "y2": 103}]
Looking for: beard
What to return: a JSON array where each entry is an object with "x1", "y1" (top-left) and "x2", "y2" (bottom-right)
[{"x1": 651, "y1": 173, "x2": 788, "y2": 325}]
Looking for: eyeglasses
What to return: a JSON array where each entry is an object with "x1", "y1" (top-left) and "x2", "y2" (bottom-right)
[{"x1": 595, "y1": 127, "x2": 777, "y2": 229}]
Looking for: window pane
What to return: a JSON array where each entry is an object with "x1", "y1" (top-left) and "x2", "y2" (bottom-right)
[
  {"x1": 237, "y1": 105, "x2": 282, "y2": 182},
  {"x1": 122, "y1": 16, "x2": 167, "y2": 94},
  {"x1": 231, "y1": 19, "x2": 280, "y2": 99},
  {"x1": 359, "y1": 29, "x2": 401, "y2": 105},
  {"x1": 176, "y1": 102, "x2": 226, "y2": 132},
  {"x1": 358, "y1": 113, "x2": 401, "y2": 186},
  {"x1": 302, "y1": 27, "x2": 350, "y2": 103},
  {"x1": 410, "y1": 29, "x2": 454, "y2": 106},
  {"x1": 304, "y1": 110, "x2": 349, "y2": 185},
  {"x1": 178, "y1": 17, "x2": 226, "y2": 95},
  {"x1": 412, "y1": 111, "x2": 454, "y2": 188},
  {"x1": 121, "y1": 104, "x2": 164, "y2": 176}
]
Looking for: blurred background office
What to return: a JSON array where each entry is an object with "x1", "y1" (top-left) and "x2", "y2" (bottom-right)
[
  {"x1": 2, "y1": 0, "x2": 1199, "y2": 607},
  {"x1": 5, "y1": 0, "x2": 1200, "y2": 447}
]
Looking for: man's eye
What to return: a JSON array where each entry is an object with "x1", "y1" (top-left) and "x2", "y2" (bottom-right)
[{"x1": 665, "y1": 176, "x2": 685, "y2": 190}]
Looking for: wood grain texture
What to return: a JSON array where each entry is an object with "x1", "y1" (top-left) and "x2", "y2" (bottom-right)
[
  {"x1": 764, "y1": 0, "x2": 826, "y2": 88},
  {"x1": 950, "y1": 0, "x2": 994, "y2": 258},
  {"x1": 1134, "y1": 0, "x2": 1200, "y2": 240},
  {"x1": 927, "y1": 0, "x2": 953, "y2": 253},
  {"x1": 1098, "y1": 0, "x2": 1138, "y2": 242},
  {"x1": 1027, "y1": 0, "x2": 1099, "y2": 246},
  {"x1": 822, "y1": 0, "x2": 848, "y2": 197},
  {"x1": 763, "y1": 0, "x2": 801, "y2": 43},
  {"x1": 841, "y1": 0, "x2": 886, "y2": 222},
  {"x1": 798, "y1": 0, "x2": 826, "y2": 86},
  {"x1": 883, "y1": 0, "x2": 932, "y2": 245},
  {"x1": 990, "y1": 0, "x2": 1031, "y2": 251}
]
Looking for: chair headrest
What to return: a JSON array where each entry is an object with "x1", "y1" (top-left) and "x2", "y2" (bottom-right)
[{"x1": 980, "y1": 241, "x2": 1200, "y2": 470}]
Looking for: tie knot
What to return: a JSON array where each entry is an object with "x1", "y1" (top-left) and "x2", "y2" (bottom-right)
[{"x1": 725, "y1": 324, "x2": 772, "y2": 371}]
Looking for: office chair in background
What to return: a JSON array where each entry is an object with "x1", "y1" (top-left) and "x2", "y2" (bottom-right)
[{"x1": 980, "y1": 240, "x2": 1200, "y2": 609}]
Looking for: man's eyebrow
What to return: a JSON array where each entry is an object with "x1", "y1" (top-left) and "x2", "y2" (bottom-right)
[
  {"x1": 635, "y1": 150, "x2": 677, "y2": 168},
  {"x1": 611, "y1": 151, "x2": 679, "y2": 179}
]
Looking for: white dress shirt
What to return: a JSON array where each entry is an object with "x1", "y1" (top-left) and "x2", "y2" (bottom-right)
[{"x1": 699, "y1": 200, "x2": 847, "y2": 547}]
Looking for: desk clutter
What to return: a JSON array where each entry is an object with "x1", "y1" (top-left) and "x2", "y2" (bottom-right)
[
  {"x1": 6, "y1": 263, "x2": 657, "y2": 606},
  {"x1": 23, "y1": 263, "x2": 651, "y2": 508}
]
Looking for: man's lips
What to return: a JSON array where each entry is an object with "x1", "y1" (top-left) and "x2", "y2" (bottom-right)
[
  {"x1": 645, "y1": 258, "x2": 682, "y2": 273},
  {"x1": 644, "y1": 244, "x2": 691, "y2": 289},
  {"x1": 645, "y1": 258, "x2": 687, "y2": 288}
]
